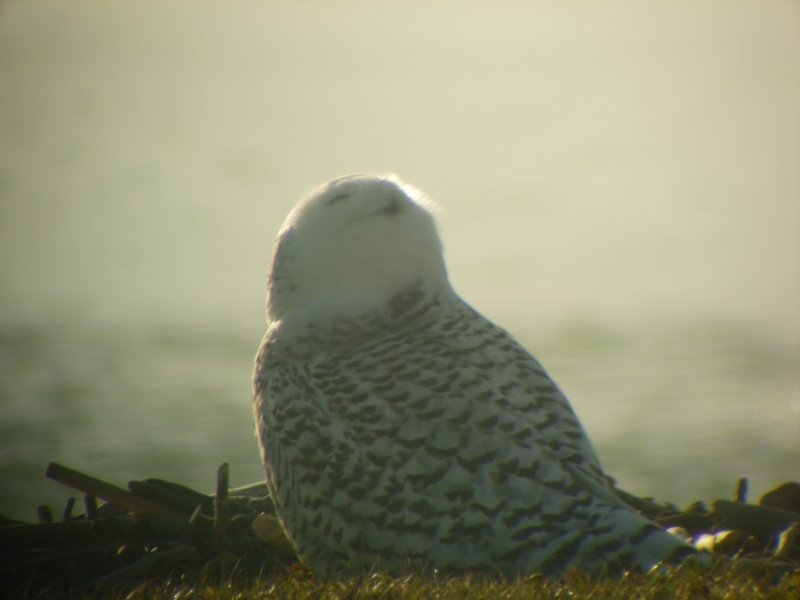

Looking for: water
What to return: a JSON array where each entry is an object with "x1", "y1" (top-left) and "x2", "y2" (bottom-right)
[
  {"x1": 0, "y1": 1, "x2": 798, "y2": 520},
  {"x1": 0, "y1": 323, "x2": 264, "y2": 520},
  {"x1": 0, "y1": 319, "x2": 796, "y2": 521}
]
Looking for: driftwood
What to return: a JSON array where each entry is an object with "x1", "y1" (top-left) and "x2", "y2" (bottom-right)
[
  {"x1": 213, "y1": 463, "x2": 230, "y2": 549},
  {"x1": 1, "y1": 462, "x2": 297, "y2": 598},
  {"x1": 126, "y1": 480, "x2": 202, "y2": 516},
  {"x1": 735, "y1": 477, "x2": 748, "y2": 503},
  {"x1": 2, "y1": 462, "x2": 800, "y2": 598},
  {"x1": 760, "y1": 482, "x2": 800, "y2": 512},
  {"x1": 712, "y1": 500, "x2": 800, "y2": 541},
  {"x1": 45, "y1": 463, "x2": 186, "y2": 519}
]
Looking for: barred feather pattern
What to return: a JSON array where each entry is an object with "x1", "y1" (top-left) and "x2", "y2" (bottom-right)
[{"x1": 253, "y1": 283, "x2": 695, "y2": 577}]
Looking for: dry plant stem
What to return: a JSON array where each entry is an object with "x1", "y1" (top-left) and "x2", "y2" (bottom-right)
[
  {"x1": 45, "y1": 462, "x2": 185, "y2": 519},
  {"x1": 37, "y1": 505, "x2": 53, "y2": 523},
  {"x1": 213, "y1": 462, "x2": 230, "y2": 548},
  {"x1": 735, "y1": 477, "x2": 749, "y2": 503},
  {"x1": 84, "y1": 493, "x2": 98, "y2": 519},
  {"x1": 62, "y1": 497, "x2": 76, "y2": 522}
]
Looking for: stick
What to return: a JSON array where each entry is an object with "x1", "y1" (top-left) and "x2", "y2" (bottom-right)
[
  {"x1": 85, "y1": 494, "x2": 98, "y2": 519},
  {"x1": 37, "y1": 505, "x2": 53, "y2": 523},
  {"x1": 213, "y1": 462, "x2": 229, "y2": 548},
  {"x1": 62, "y1": 497, "x2": 76, "y2": 522},
  {"x1": 127, "y1": 480, "x2": 198, "y2": 516},
  {"x1": 45, "y1": 462, "x2": 185, "y2": 519},
  {"x1": 712, "y1": 499, "x2": 800, "y2": 540},
  {"x1": 133, "y1": 478, "x2": 216, "y2": 515},
  {"x1": 735, "y1": 477, "x2": 748, "y2": 503}
]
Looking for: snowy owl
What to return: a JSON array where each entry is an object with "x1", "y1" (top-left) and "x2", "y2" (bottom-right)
[{"x1": 253, "y1": 174, "x2": 696, "y2": 577}]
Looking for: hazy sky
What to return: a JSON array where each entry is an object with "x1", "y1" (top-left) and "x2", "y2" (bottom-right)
[{"x1": 0, "y1": 0, "x2": 798, "y2": 344}]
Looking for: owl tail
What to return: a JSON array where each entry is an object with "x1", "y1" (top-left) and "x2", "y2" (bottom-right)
[{"x1": 566, "y1": 465, "x2": 707, "y2": 573}]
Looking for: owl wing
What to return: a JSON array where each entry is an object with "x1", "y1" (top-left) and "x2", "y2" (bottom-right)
[{"x1": 253, "y1": 297, "x2": 659, "y2": 575}]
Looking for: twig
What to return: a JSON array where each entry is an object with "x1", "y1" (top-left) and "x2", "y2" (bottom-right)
[
  {"x1": 127, "y1": 480, "x2": 198, "y2": 516},
  {"x1": 213, "y1": 463, "x2": 230, "y2": 549},
  {"x1": 45, "y1": 462, "x2": 185, "y2": 519},
  {"x1": 713, "y1": 499, "x2": 800, "y2": 540},
  {"x1": 62, "y1": 497, "x2": 76, "y2": 522},
  {"x1": 37, "y1": 506, "x2": 53, "y2": 523},
  {"x1": 138, "y1": 478, "x2": 217, "y2": 514},
  {"x1": 735, "y1": 477, "x2": 748, "y2": 503},
  {"x1": 85, "y1": 494, "x2": 98, "y2": 519}
]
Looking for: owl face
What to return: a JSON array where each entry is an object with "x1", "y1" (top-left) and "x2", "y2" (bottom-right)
[
  {"x1": 316, "y1": 174, "x2": 409, "y2": 220},
  {"x1": 267, "y1": 175, "x2": 449, "y2": 323}
]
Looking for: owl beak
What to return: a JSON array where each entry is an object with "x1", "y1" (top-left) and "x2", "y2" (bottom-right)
[{"x1": 375, "y1": 196, "x2": 401, "y2": 217}]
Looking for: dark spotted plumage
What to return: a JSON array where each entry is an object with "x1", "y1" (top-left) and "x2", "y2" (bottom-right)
[{"x1": 253, "y1": 174, "x2": 698, "y2": 578}]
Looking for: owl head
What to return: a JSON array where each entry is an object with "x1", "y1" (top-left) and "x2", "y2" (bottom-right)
[{"x1": 267, "y1": 174, "x2": 449, "y2": 323}]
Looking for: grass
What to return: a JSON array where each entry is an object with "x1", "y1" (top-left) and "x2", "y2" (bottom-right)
[{"x1": 13, "y1": 557, "x2": 798, "y2": 600}]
